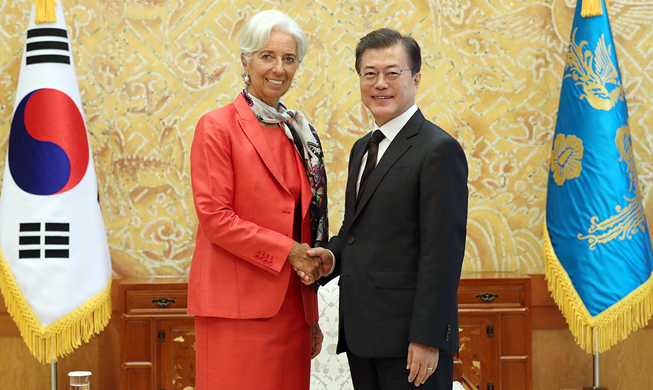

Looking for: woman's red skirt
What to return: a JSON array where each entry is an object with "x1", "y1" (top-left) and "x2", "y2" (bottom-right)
[{"x1": 195, "y1": 274, "x2": 312, "y2": 390}]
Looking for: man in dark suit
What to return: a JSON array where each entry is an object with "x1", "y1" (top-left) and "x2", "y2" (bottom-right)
[{"x1": 305, "y1": 28, "x2": 468, "y2": 389}]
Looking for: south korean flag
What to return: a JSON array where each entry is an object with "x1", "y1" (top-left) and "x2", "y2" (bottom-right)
[{"x1": 0, "y1": 1, "x2": 112, "y2": 363}]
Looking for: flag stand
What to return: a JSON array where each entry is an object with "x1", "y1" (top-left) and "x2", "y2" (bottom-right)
[{"x1": 583, "y1": 331, "x2": 608, "y2": 390}]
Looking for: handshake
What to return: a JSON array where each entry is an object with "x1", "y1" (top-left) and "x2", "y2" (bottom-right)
[{"x1": 287, "y1": 242, "x2": 333, "y2": 285}]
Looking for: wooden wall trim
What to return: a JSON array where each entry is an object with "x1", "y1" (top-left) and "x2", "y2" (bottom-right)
[
  {"x1": 529, "y1": 273, "x2": 652, "y2": 329},
  {"x1": 0, "y1": 304, "x2": 20, "y2": 336},
  {"x1": 3, "y1": 275, "x2": 651, "y2": 335},
  {"x1": 0, "y1": 293, "x2": 20, "y2": 336}
]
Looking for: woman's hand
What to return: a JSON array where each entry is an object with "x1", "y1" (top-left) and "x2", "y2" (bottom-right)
[
  {"x1": 288, "y1": 241, "x2": 323, "y2": 284},
  {"x1": 295, "y1": 247, "x2": 334, "y2": 284},
  {"x1": 311, "y1": 322, "x2": 324, "y2": 359}
]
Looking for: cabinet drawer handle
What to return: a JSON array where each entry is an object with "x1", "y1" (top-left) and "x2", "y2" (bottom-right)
[
  {"x1": 152, "y1": 298, "x2": 176, "y2": 307},
  {"x1": 475, "y1": 293, "x2": 499, "y2": 303}
]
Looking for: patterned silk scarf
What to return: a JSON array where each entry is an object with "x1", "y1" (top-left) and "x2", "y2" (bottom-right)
[{"x1": 242, "y1": 89, "x2": 328, "y2": 247}]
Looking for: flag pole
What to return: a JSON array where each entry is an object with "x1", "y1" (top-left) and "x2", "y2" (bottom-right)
[
  {"x1": 584, "y1": 330, "x2": 608, "y2": 390},
  {"x1": 51, "y1": 340, "x2": 57, "y2": 390},
  {"x1": 51, "y1": 361, "x2": 57, "y2": 390},
  {"x1": 593, "y1": 331, "x2": 599, "y2": 387}
]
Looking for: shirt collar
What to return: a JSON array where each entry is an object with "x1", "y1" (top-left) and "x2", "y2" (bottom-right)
[{"x1": 374, "y1": 104, "x2": 418, "y2": 143}]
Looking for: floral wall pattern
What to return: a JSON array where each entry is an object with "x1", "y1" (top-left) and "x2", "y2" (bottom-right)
[{"x1": 1, "y1": 0, "x2": 653, "y2": 389}]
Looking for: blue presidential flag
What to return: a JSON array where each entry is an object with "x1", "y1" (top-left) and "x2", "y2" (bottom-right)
[
  {"x1": 544, "y1": 0, "x2": 653, "y2": 353},
  {"x1": 0, "y1": 1, "x2": 112, "y2": 363}
]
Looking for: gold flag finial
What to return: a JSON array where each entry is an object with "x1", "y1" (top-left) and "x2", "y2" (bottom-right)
[
  {"x1": 34, "y1": 0, "x2": 58, "y2": 23},
  {"x1": 581, "y1": 0, "x2": 609, "y2": 17}
]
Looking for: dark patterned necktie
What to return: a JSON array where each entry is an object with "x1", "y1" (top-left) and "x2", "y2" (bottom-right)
[{"x1": 356, "y1": 130, "x2": 385, "y2": 209}]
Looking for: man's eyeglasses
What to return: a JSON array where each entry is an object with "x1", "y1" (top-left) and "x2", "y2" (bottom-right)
[{"x1": 360, "y1": 68, "x2": 413, "y2": 84}]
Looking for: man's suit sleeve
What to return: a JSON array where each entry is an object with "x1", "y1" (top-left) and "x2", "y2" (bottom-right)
[
  {"x1": 319, "y1": 236, "x2": 342, "y2": 286},
  {"x1": 409, "y1": 135, "x2": 468, "y2": 354},
  {"x1": 191, "y1": 113, "x2": 294, "y2": 275}
]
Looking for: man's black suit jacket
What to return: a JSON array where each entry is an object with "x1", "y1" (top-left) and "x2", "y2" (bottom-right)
[{"x1": 322, "y1": 109, "x2": 468, "y2": 358}]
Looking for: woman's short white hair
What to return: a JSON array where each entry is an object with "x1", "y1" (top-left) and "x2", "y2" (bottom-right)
[{"x1": 239, "y1": 10, "x2": 308, "y2": 64}]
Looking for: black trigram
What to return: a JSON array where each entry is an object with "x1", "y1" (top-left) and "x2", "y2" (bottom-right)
[
  {"x1": 25, "y1": 28, "x2": 70, "y2": 65},
  {"x1": 19, "y1": 223, "x2": 70, "y2": 259}
]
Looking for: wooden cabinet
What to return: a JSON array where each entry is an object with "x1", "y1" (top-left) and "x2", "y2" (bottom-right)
[
  {"x1": 119, "y1": 277, "x2": 195, "y2": 390},
  {"x1": 120, "y1": 274, "x2": 531, "y2": 390},
  {"x1": 457, "y1": 272, "x2": 532, "y2": 390}
]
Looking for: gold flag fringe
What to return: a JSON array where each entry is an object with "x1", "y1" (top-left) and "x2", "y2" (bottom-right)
[
  {"x1": 581, "y1": 0, "x2": 608, "y2": 17},
  {"x1": 543, "y1": 220, "x2": 653, "y2": 354},
  {"x1": 0, "y1": 250, "x2": 112, "y2": 363},
  {"x1": 34, "y1": 0, "x2": 58, "y2": 24}
]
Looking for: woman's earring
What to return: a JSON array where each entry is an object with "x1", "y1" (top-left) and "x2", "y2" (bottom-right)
[
  {"x1": 291, "y1": 81, "x2": 296, "y2": 88},
  {"x1": 242, "y1": 72, "x2": 250, "y2": 85}
]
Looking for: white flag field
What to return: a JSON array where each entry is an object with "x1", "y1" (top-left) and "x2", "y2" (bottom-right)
[{"x1": 0, "y1": 1, "x2": 112, "y2": 363}]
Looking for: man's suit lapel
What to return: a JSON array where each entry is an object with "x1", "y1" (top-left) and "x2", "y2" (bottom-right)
[
  {"x1": 353, "y1": 110, "x2": 424, "y2": 220},
  {"x1": 234, "y1": 95, "x2": 290, "y2": 195},
  {"x1": 346, "y1": 133, "x2": 369, "y2": 220}
]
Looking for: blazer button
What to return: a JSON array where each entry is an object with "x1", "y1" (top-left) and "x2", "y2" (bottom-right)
[{"x1": 347, "y1": 237, "x2": 355, "y2": 244}]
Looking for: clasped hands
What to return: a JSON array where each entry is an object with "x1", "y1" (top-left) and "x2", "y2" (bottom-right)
[{"x1": 288, "y1": 242, "x2": 333, "y2": 285}]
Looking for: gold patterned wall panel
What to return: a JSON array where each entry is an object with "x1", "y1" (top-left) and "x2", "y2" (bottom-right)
[{"x1": 2, "y1": 0, "x2": 653, "y2": 290}]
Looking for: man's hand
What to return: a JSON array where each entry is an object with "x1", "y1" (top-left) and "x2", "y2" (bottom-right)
[
  {"x1": 406, "y1": 342, "x2": 439, "y2": 387},
  {"x1": 311, "y1": 322, "x2": 324, "y2": 359},
  {"x1": 299, "y1": 247, "x2": 334, "y2": 283},
  {"x1": 287, "y1": 242, "x2": 323, "y2": 285}
]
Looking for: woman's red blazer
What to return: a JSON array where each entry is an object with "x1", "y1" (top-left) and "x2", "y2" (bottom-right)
[{"x1": 188, "y1": 94, "x2": 316, "y2": 325}]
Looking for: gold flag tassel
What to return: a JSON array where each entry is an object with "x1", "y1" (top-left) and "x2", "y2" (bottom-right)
[
  {"x1": 0, "y1": 251, "x2": 112, "y2": 363},
  {"x1": 34, "y1": 0, "x2": 58, "y2": 24},
  {"x1": 543, "y1": 220, "x2": 653, "y2": 354},
  {"x1": 581, "y1": 0, "x2": 608, "y2": 17}
]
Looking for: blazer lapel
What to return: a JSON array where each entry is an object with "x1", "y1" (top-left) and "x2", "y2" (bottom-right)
[
  {"x1": 296, "y1": 152, "x2": 312, "y2": 225},
  {"x1": 234, "y1": 95, "x2": 290, "y2": 195},
  {"x1": 353, "y1": 110, "x2": 424, "y2": 219}
]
